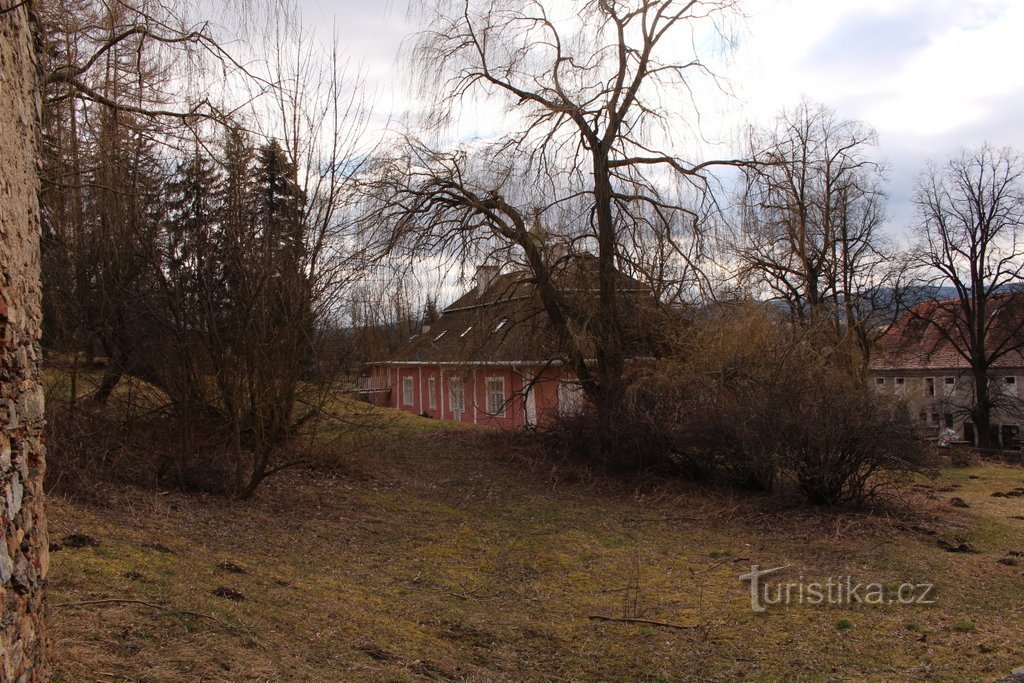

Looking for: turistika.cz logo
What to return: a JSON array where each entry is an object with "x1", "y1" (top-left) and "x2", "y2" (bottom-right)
[{"x1": 739, "y1": 565, "x2": 936, "y2": 613}]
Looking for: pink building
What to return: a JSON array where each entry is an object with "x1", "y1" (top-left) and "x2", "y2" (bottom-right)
[{"x1": 366, "y1": 266, "x2": 594, "y2": 428}]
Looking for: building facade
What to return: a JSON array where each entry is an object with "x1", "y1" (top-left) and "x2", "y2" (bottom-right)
[
  {"x1": 869, "y1": 296, "x2": 1024, "y2": 448},
  {"x1": 367, "y1": 267, "x2": 590, "y2": 428}
]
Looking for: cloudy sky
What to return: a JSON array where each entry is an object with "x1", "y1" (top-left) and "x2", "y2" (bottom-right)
[{"x1": 297, "y1": 0, "x2": 1024, "y2": 239}]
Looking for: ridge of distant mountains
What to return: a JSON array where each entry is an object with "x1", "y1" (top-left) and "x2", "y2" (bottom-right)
[{"x1": 760, "y1": 282, "x2": 1024, "y2": 321}]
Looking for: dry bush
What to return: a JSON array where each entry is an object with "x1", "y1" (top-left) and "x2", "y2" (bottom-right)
[
  {"x1": 45, "y1": 373, "x2": 253, "y2": 497},
  {"x1": 546, "y1": 302, "x2": 933, "y2": 506}
]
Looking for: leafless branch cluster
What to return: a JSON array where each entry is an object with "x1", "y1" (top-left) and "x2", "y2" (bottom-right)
[
  {"x1": 908, "y1": 144, "x2": 1024, "y2": 446},
  {"x1": 39, "y1": 0, "x2": 374, "y2": 496},
  {"x1": 361, "y1": 1, "x2": 747, "y2": 459}
]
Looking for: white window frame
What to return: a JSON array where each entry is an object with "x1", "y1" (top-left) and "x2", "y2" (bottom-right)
[
  {"x1": 558, "y1": 380, "x2": 584, "y2": 417},
  {"x1": 402, "y1": 376, "x2": 414, "y2": 406},
  {"x1": 485, "y1": 376, "x2": 506, "y2": 417},
  {"x1": 428, "y1": 376, "x2": 437, "y2": 410},
  {"x1": 449, "y1": 377, "x2": 465, "y2": 413}
]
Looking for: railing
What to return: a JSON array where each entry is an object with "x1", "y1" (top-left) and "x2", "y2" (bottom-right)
[{"x1": 355, "y1": 376, "x2": 390, "y2": 393}]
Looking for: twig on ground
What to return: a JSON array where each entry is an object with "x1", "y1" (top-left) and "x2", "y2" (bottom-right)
[
  {"x1": 54, "y1": 598, "x2": 227, "y2": 627},
  {"x1": 587, "y1": 615, "x2": 700, "y2": 630}
]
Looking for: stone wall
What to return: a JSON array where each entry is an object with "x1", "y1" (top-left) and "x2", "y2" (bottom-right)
[{"x1": 0, "y1": 4, "x2": 49, "y2": 680}]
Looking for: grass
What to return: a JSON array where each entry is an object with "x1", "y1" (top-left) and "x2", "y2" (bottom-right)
[{"x1": 45, "y1": 405, "x2": 1024, "y2": 681}]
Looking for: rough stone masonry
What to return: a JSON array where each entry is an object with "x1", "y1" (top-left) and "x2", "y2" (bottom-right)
[{"x1": 0, "y1": 2, "x2": 49, "y2": 680}]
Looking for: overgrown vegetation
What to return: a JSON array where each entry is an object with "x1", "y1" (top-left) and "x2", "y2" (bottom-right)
[
  {"x1": 548, "y1": 303, "x2": 933, "y2": 506},
  {"x1": 39, "y1": 0, "x2": 370, "y2": 496},
  {"x1": 43, "y1": 368, "x2": 394, "y2": 500}
]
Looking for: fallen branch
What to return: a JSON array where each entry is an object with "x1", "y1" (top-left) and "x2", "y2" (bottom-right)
[
  {"x1": 54, "y1": 598, "x2": 227, "y2": 628},
  {"x1": 587, "y1": 615, "x2": 700, "y2": 630}
]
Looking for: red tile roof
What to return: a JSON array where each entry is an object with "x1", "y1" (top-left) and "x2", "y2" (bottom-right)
[
  {"x1": 870, "y1": 292, "x2": 1024, "y2": 372},
  {"x1": 376, "y1": 257, "x2": 658, "y2": 366}
]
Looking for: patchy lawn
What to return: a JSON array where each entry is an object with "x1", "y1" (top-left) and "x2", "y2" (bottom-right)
[{"x1": 46, "y1": 415, "x2": 1024, "y2": 681}]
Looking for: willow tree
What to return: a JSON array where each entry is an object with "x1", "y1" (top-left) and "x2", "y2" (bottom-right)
[{"x1": 366, "y1": 0, "x2": 742, "y2": 453}]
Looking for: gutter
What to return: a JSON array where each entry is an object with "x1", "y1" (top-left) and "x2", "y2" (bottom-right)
[{"x1": 367, "y1": 357, "x2": 656, "y2": 368}]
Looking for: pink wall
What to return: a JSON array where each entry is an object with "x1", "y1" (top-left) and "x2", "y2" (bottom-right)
[
  {"x1": 370, "y1": 364, "x2": 583, "y2": 428},
  {"x1": 367, "y1": 364, "x2": 583, "y2": 429},
  {"x1": 532, "y1": 366, "x2": 563, "y2": 428}
]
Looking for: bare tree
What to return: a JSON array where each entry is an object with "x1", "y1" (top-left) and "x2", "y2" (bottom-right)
[
  {"x1": 910, "y1": 143, "x2": 1024, "y2": 447},
  {"x1": 735, "y1": 100, "x2": 904, "y2": 370},
  {"x1": 39, "y1": 0, "x2": 374, "y2": 497},
  {"x1": 365, "y1": 0, "x2": 743, "y2": 447}
]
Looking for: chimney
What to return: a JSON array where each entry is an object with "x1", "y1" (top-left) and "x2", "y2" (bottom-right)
[
  {"x1": 548, "y1": 240, "x2": 569, "y2": 264},
  {"x1": 475, "y1": 265, "x2": 500, "y2": 296}
]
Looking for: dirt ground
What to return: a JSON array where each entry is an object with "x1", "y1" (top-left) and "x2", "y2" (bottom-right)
[{"x1": 46, "y1": 420, "x2": 1024, "y2": 682}]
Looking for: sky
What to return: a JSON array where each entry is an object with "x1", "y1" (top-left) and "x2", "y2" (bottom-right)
[{"x1": 294, "y1": 0, "x2": 1024, "y2": 241}]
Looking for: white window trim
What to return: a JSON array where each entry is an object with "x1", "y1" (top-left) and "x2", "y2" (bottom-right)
[
  {"x1": 428, "y1": 376, "x2": 437, "y2": 410},
  {"x1": 486, "y1": 376, "x2": 506, "y2": 417},
  {"x1": 449, "y1": 377, "x2": 465, "y2": 413},
  {"x1": 402, "y1": 376, "x2": 414, "y2": 407},
  {"x1": 558, "y1": 380, "x2": 584, "y2": 417}
]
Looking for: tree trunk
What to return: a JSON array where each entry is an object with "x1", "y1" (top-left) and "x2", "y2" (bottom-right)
[
  {"x1": 0, "y1": 6, "x2": 50, "y2": 679},
  {"x1": 972, "y1": 364, "x2": 993, "y2": 448},
  {"x1": 591, "y1": 150, "x2": 626, "y2": 443}
]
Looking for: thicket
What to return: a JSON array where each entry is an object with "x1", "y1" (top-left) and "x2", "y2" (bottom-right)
[{"x1": 549, "y1": 303, "x2": 931, "y2": 506}]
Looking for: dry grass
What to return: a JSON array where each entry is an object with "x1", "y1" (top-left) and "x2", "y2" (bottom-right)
[{"x1": 45, "y1": 408, "x2": 1024, "y2": 682}]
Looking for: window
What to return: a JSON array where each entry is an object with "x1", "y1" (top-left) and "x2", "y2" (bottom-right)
[
  {"x1": 485, "y1": 376, "x2": 506, "y2": 417},
  {"x1": 895, "y1": 377, "x2": 905, "y2": 385},
  {"x1": 875, "y1": 377, "x2": 885, "y2": 386},
  {"x1": 919, "y1": 412, "x2": 928, "y2": 423},
  {"x1": 449, "y1": 377, "x2": 465, "y2": 413},
  {"x1": 402, "y1": 376, "x2": 414, "y2": 406},
  {"x1": 931, "y1": 413, "x2": 940, "y2": 425},
  {"x1": 428, "y1": 377, "x2": 437, "y2": 410},
  {"x1": 943, "y1": 377, "x2": 955, "y2": 397},
  {"x1": 558, "y1": 380, "x2": 584, "y2": 417},
  {"x1": 1006, "y1": 376, "x2": 1018, "y2": 397},
  {"x1": 926, "y1": 377, "x2": 935, "y2": 397}
]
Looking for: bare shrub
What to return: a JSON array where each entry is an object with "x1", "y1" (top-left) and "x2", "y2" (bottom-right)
[{"x1": 546, "y1": 302, "x2": 932, "y2": 506}]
